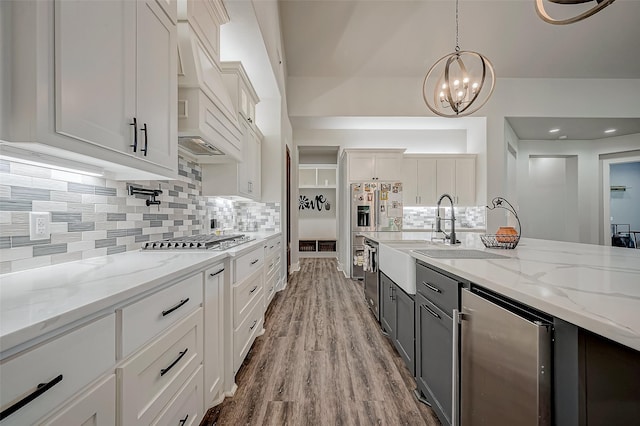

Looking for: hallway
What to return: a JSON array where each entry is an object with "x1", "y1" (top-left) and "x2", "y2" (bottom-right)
[{"x1": 205, "y1": 258, "x2": 440, "y2": 425}]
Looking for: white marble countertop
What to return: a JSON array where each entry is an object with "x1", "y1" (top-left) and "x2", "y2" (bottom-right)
[
  {"x1": 361, "y1": 232, "x2": 640, "y2": 352},
  {"x1": 0, "y1": 231, "x2": 282, "y2": 356}
]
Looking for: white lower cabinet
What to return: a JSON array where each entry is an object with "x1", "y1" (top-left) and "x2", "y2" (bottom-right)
[
  {"x1": 233, "y1": 268, "x2": 264, "y2": 328},
  {"x1": 151, "y1": 366, "x2": 203, "y2": 426},
  {"x1": 38, "y1": 374, "x2": 116, "y2": 426},
  {"x1": 0, "y1": 315, "x2": 115, "y2": 426},
  {"x1": 117, "y1": 308, "x2": 203, "y2": 426},
  {"x1": 264, "y1": 235, "x2": 283, "y2": 307},
  {"x1": 203, "y1": 264, "x2": 225, "y2": 408},
  {"x1": 118, "y1": 273, "x2": 203, "y2": 359},
  {"x1": 233, "y1": 296, "x2": 264, "y2": 373}
]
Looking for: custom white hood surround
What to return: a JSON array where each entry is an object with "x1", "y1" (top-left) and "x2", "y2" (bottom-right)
[{"x1": 177, "y1": 22, "x2": 242, "y2": 162}]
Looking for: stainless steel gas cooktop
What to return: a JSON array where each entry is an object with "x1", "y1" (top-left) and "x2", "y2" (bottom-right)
[{"x1": 142, "y1": 234, "x2": 255, "y2": 250}]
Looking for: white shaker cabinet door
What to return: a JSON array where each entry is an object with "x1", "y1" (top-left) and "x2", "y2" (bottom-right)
[
  {"x1": 436, "y1": 158, "x2": 456, "y2": 199},
  {"x1": 348, "y1": 153, "x2": 376, "y2": 182},
  {"x1": 54, "y1": 0, "x2": 136, "y2": 155},
  {"x1": 373, "y1": 153, "x2": 402, "y2": 181},
  {"x1": 417, "y1": 158, "x2": 437, "y2": 206},
  {"x1": 39, "y1": 375, "x2": 116, "y2": 426},
  {"x1": 401, "y1": 158, "x2": 419, "y2": 205},
  {"x1": 136, "y1": 0, "x2": 177, "y2": 171},
  {"x1": 454, "y1": 157, "x2": 476, "y2": 206}
]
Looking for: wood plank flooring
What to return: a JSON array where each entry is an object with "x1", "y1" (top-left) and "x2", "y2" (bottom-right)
[{"x1": 202, "y1": 258, "x2": 440, "y2": 425}]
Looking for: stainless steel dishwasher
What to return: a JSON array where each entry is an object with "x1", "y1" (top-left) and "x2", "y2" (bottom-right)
[
  {"x1": 363, "y1": 239, "x2": 379, "y2": 320},
  {"x1": 458, "y1": 287, "x2": 552, "y2": 426}
]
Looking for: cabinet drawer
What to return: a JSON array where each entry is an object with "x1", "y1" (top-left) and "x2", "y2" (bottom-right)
[
  {"x1": 233, "y1": 267, "x2": 263, "y2": 328},
  {"x1": 0, "y1": 315, "x2": 115, "y2": 426},
  {"x1": 233, "y1": 300, "x2": 263, "y2": 373},
  {"x1": 118, "y1": 308, "x2": 203, "y2": 426},
  {"x1": 119, "y1": 273, "x2": 202, "y2": 359},
  {"x1": 265, "y1": 255, "x2": 278, "y2": 280},
  {"x1": 265, "y1": 237, "x2": 281, "y2": 258},
  {"x1": 416, "y1": 262, "x2": 459, "y2": 316},
  {"x1": 234, "y1": 246, "x2": 264, "y2": 283},
  {"x1": 150, "y1": 366, "x2": 203, "y2": 426},
  {"x1": 39, "y1": 374, "x2": 116, "y2": 426}
]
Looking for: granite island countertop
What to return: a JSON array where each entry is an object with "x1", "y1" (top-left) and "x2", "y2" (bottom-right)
[
  {"x1": 360, "y1": 231, "x2": 640, "y2": 352},
  {"x1": 0, "y1": 231, "x2": 281, "y2": 356}
]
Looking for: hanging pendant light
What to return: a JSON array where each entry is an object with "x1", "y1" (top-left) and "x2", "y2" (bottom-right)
[
  {"x1": 422, "y1": 0, "x2": 495, "y2": 118},
  {"x1": 535, "y1": 0, "x2": 616, "y2": 25}
]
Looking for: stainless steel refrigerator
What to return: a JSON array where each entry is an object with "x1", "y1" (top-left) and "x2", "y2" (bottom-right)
[{"x1": 350, "y1": 182, "x2": 403, "y2": 280}]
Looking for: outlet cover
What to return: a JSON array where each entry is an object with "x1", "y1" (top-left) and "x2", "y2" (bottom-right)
[{"x1": 29, "y1": 212, "x2": 51, "y2": 240}]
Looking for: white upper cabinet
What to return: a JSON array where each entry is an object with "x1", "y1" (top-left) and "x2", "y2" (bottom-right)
[
  {"x1": 177, "y1": 0, "x2": 229, "y2": 63},
  {"x1": 402, "y1": 158, "x2": 437, "y2": 206},
  {"x1": 136, "y1": 0, "x2": 178, "y2": 171},
  {"x1": 436, "y1": 156, "x2": 476, "y2": 206},
  {"x1": 221, "y1": 62, "x2": 260, "y2": 129},
  {"x1": 403, "y1": 155, "x2": 476, "y2": 206},
  {"x1": 200, "y1": 123, "x2": 262, "y2": 201},
  {"x1": 346, "y1": 150, "x2": 404, "y2": 182},
  {"x1": 238, "y1": 121, "x2": 262, "y2": 200},
  {"x1": 54, "y1": 0, "x2": 136, "y2": 161},
  {"x1": 2, "y1": 0, "x2": 177, "y2": 179}
]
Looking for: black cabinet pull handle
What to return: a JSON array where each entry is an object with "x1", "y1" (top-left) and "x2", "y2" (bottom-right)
[
  {"x1": 423, "y1": 281, "x2": 442, "y2": 293},
  {"x1": 162, "y1": 298, "x2": 189, "y2": 317},
  {"x1": 130, "y1": 117, "x2": 138, "y2": 152},
  {"x1": 250, "y1": 285, "x2": 258, "y2": 293},
  {"x1": 250, "y1": 259, "x2": 259, "y2": 265},
  {"x1": 160, "y1": 348, "x2": 188, "y2": 376},
  {"x1": 270, "y1": 245, "x2": 274, "y2": 249},
  {"x1": 141, "y1": 123, "x2": 148, "y2": 156},
  {"x1": 0, "y1": 374, "x2": 63, "y2": 421},
  {"x1": 209, "y1": 268, "x2": 224, "y2": 277},
  {"x1": 249, "y1": 319, "x2": 258, "y2": 330},
  {"x1": 178, "y1": 414, "x2": 189, "y2": 426},
  {"x1": 423, "y1": 304, "x2": 441, "y2": 319}
]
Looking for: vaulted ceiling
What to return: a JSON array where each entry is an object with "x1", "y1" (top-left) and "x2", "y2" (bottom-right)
[
  {"x1": 280, "y1": 0, "x2": 640, "y2": 80},
  {"x1": 277, "y1": 0, "x2": 640, "y2": 139}
]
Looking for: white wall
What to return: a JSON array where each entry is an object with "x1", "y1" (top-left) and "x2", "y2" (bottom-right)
[
  {"x1": 517, "y1": 134, "x2": 640, "y2": 244},
  {"x1": 286, "y1": 77, "x2": 640, "y2": 234},
  {"x1": 522, "y1": 156, "x2": 579, "y2": 242}
]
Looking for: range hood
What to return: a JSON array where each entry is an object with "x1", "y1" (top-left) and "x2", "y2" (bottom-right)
[{"x1": 177, "y1": 22, "x2": 242, "y2": 162}]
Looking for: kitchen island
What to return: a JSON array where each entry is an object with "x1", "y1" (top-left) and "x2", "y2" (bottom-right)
[
  {"x1": 362, "y1": 231, "x2": 640, "y2": 425},
  {"x1": 361, "y1": 231, "x2": 640, "y2": 351}
]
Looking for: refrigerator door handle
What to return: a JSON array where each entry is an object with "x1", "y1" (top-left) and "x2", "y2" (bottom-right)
[{"x1": 375, "y1": 189, "x2": 380, "y2": 227}]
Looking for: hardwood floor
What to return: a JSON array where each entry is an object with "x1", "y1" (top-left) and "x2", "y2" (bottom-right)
[{"x1": 202, "y1": 258, "x2": 440, "y2": 425}]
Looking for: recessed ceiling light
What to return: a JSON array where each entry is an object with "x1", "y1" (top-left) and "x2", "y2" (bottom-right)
[
  {"x1": 549, "y1": 128, "x2": 560, "y2": 133},
  {"x1": 604, "y1": 128, "x2": 617, "y2": 134},
  {"x1": 558, "y1": 135, "x2": 568, "y2": 140}
]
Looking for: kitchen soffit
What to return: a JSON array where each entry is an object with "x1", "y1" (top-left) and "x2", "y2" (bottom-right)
[{"x1": 506, "y1": 117, "x2": 640, "y2": 140}]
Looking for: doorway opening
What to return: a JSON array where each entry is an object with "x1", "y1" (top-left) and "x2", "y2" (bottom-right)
[{"x1": 602, "y1": 156, "x2": 640, "y2": 248}]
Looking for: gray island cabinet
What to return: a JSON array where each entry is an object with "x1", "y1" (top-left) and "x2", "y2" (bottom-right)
[
  {"x1": 380, "y1": 272, "x2": 415, "y2": 375},
  {"x1": 413, "y1": 259, "x2": 640, "y2": 426}
]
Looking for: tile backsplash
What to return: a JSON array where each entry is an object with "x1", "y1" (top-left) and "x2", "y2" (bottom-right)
[
  {"x1": 403, "y1": 206, "x2": 486, "y2": 230},
  {"x1": 0, "y1": 156, "x2": 280, "y2": 274}
]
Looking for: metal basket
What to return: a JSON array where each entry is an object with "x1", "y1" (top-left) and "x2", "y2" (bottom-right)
[
  {"x1": 481, "y1": 197, "x2": 521, "y2": 249},
  {"x1": 480, "y1": 233, "x2": 520, "y2": 249}
]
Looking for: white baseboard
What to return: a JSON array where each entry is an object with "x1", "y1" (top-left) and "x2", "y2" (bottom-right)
[
  {"x1": 225, "y1": 383, "x2": 238, "y2": 398},
  {"x1": 337, "y1": 261, "x2": 350, "y2": 278},
  {"x1": 289, "y1": 262, "x2": 300, "y2": 274}
]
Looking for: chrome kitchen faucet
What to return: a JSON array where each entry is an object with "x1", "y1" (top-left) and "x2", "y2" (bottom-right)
[{"x1": 435, "y1": 193, "x2": 459, "y2": 245}]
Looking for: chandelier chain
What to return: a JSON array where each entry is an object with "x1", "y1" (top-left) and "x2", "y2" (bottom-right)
[{"x1": 455, "y1": 0, "x2": 460, "y2": 51}]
